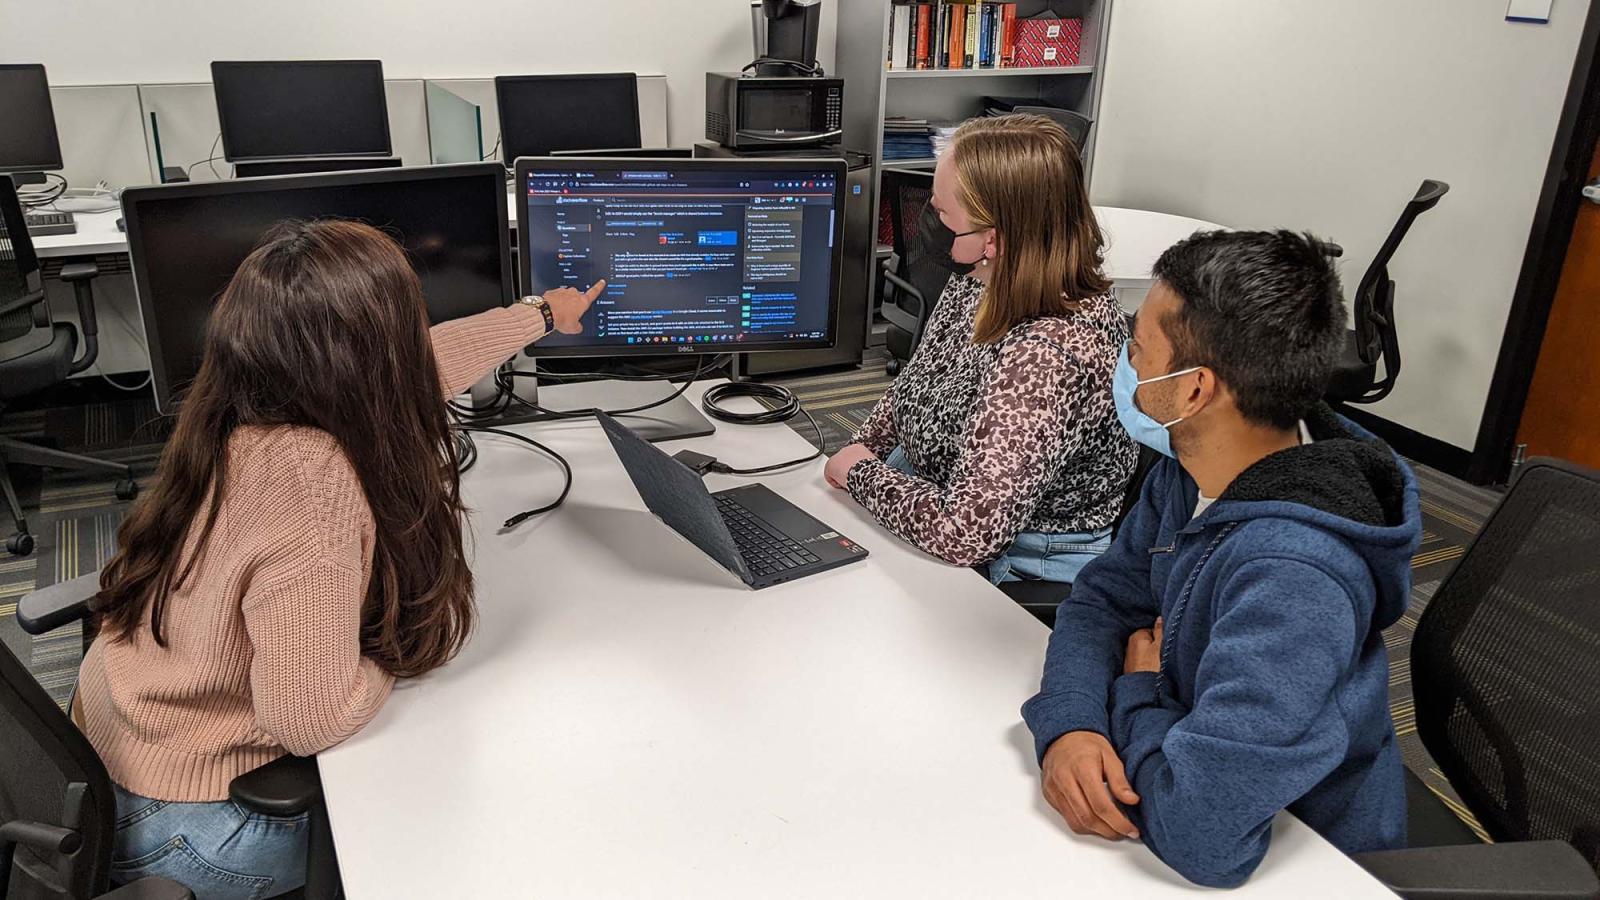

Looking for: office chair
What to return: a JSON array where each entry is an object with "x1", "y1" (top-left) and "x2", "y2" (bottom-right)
[
  {"x1": 0, "y1": 176, "x2": 139, "y2": 558},
  {"x1": 879, "y1": 167, "x2": 954, "y2": 376},
  {"x1": 1349, "y1": 457, "x2": 1600, "y2": 899},
  {"x1": 1325, "y1": 179, "x2": 1449, "y2": 405},
  {"x1": 1000, "y1": 445, "x2": 1162, "y2": 626},
  {"x1": 0, "y1": 627, "x2": 192, "y2": 898},
  {"x1": 15, "y1": 574, "x2": 344, "y2": 900}
]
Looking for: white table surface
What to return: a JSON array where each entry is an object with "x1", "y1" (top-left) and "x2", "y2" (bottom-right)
[
  {"x1": 316, "y1": 382, "x2": 1392, "y2": 899},
  {"x1": 31, "y1": 208, "x2": 129, "y2": 259},
  {"x1": 39, "y1": 203, "x2": 1223, "y2": 291}
]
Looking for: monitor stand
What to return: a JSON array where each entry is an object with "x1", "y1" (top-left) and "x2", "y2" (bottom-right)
[{"x1": 465, "y1": 370, "x2": 716, "y2": 443}]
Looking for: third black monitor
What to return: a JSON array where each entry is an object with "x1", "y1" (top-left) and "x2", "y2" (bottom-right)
[
  {"x1": 212, "y1": 60, "x2": 392, "y2": 162},
  {"x1": 496, "y1": 74, "x2": 642, "y2": 164}
]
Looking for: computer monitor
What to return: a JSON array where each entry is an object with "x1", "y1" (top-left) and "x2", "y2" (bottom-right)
[
  {"x1": 548, "y1": 147, "x2": 692, "y2": 159},
  {"x1": 514, "y1": 157, "x2": 846, "y2": 359},
  {"x1": 495, "y1": 74, "x2": 641, "y2": 165},
  {"x1": 234, "y1": 156, "x2": 403, "y2": 178},
  {"x1": 122, "y1": 163, "x2": 511, "y2": 413},
  {"x1": 212, "y1": 60, "x2": 392, "y2": 162},
  {"x1": 0, "y1": 65, "x2": 64, "y2": 179}
]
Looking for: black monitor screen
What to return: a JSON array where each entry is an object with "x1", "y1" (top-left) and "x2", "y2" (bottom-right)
[
  {"x1": 122, "y1": 164, "x2": 511, "y2": 412},
  {"x1": 496, "y1": 74, "x2": 641, "y2": 164},
  {"x1": 0, "y1": 65, "x2": 64, "y2": 173},
  {"x1": 517, "y1": 158, "x2": 845, "y2": 357},
  {"x1": 212, "y1": 60, "x2": 391, "y2": 162}
]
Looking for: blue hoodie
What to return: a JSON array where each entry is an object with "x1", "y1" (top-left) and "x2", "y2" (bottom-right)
[{"x1": 1022, "y1": 405, "x2": 1420, "y2": 888}]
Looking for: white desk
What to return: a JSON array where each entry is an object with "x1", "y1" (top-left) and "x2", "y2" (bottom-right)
[
  {"x1": 316, "y1": 383, "x2": 1392, "y2": 899},
  {"x1": 31, "y1": 209, "x2": 128, "y2": 259},
  {"x1": 1097, "y1": 206, "x2": 1225, "y2": 292}
]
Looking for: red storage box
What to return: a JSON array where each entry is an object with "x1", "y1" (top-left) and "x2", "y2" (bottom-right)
[{"x1": 1013, "y1": 16, "x2": 1082, "y2": 68}]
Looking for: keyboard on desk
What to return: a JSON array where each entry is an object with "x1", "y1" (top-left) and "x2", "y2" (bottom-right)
[
  {"x1": 715, "y1": 493, "x2": 821, "y2": 577},
  {"x1": 24, "y1": 210, "x2": 77, "y2": 236}
]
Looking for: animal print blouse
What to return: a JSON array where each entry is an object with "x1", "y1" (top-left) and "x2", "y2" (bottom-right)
[{"x1": 846, "y1": 275, "x2": 1137, "y2": 567}]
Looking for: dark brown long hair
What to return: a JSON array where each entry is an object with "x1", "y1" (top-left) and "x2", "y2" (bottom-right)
[
  {"x1": 950, "y1": 113, "x2": 1111, "y2": 344},
  {"x1": 95, "y1": 219, "x2": 473, "y2": 678}
]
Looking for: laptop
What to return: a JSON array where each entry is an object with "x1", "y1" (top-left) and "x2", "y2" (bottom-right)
[{"x1": 596, "y1": 412, "x2": 868, "y2": 589}]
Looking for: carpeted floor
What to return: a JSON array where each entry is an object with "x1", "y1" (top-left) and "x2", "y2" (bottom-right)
[{"x1": 2, "y1": 346, "x2": 1499, "y2": 838}]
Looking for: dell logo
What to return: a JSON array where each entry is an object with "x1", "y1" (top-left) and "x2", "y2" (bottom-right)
[{"x1": 676, "y1": 345, "x2": 696, "y2": 353}]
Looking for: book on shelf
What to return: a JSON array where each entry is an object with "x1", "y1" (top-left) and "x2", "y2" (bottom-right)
[{"x1": 886, "y1": 1, "x2": 1022, "y2": 71}]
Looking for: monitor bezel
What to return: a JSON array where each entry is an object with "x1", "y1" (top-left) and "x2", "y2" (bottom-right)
[
  {"x1": 0, "y1": 64, "x2": 64, "y2": 174},
  {"x1": 513, "y1": 155, "x2": 847, "y2": 359},
  {"x1": 121, "y1": 162, "x2": 512, "y2": 414},
  {"x1": 211, "y1": 59, "x2": 394, "y2": 163},
  {"x1": 494, "y1": 73, "x2": 642, "y2": 166}
]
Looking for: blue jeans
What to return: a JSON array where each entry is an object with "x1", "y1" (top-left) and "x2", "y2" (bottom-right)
[
  {"x1": 883, "y1": 446, "x2": 1112, "y2": 585},
  {"x1": 110, "y1": 783, "x2": 308, "y2": 900}
]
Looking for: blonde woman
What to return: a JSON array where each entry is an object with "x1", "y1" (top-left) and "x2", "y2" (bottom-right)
[{"x1": 824, "y1": 114, "x2": 1136, "y2": 584}]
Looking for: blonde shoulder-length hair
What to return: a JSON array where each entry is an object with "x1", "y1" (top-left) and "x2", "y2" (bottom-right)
[{"x1": 949, "y1": 113, "x2": 1110, "y2": 344}]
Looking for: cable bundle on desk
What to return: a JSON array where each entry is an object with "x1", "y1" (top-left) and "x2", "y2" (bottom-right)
[{"x1": 696, "y1": 381, "x2": 828, "y2": 475}]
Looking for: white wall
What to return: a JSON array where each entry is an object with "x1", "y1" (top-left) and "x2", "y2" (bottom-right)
[
  {"x1": 1, "y1": 0, "x2": 837, "y2": 157},
  {"x1": 1091, "y1": 0, "x2": 1588, "y2": 450}
]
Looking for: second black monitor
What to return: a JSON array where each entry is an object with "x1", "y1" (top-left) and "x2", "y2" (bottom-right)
[
  {"x1": 212, "y1": 60, "x2": 392, "y2": 162},
  {"x1": 515, "y1": 157, "x2": 846, "y2": 357},
  {"x1": 0, "y1": 64, "x2": 64, "y2": 175},
  {"x1": 496, "y1": 74, "x2": 642, "y2": 164}
]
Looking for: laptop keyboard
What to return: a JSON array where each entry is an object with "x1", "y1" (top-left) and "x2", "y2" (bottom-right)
[{"x1": 716, "y1": 494, "x2": 821, "y2": 579}]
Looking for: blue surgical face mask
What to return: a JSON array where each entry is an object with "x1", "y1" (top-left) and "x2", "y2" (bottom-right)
[{"x1": 1113, "y1": 342, "x2": 1201, "y2": 459}]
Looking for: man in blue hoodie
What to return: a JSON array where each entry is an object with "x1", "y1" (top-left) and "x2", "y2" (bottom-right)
[{"x1": 1021, "y1": 229, "x2": 1421, "y2": 887}]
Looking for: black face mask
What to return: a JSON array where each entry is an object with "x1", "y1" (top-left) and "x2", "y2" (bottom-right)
[{"x1": 918, "y1": 202, "x2": 981, "y2": 277}]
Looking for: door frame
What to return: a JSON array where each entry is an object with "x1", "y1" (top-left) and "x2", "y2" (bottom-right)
[{"x1": 1471, "y1": 0, "x2": 1600, "y2": 484}]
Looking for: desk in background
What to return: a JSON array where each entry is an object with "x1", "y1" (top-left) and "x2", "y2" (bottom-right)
[{"x1": 315, "y1": 382, "x2": 1392, "y2": 899}]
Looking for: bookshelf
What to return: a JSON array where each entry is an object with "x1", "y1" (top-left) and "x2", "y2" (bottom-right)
[{"x1": 836, "y1": 0, "x2": 1113, "y2": 273}]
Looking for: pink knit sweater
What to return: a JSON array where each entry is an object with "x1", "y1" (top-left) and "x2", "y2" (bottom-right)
[{"x1": 78, "y1": 304, "x2": 545, "y2": 802}]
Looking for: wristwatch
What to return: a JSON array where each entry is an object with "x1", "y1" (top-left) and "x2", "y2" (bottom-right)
[{"x1": 517, "y1": 294, "x2": 556, "y2": 333}]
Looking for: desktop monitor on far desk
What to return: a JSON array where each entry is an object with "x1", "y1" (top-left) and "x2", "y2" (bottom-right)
[
  {"x1": 212, "y1": 60, "x2": 392, "y2": 163},
  {"x1": 495, "y1": 74, "x2": 643, "y2": 165},
  {"x1": 0, "y1": 64, "x2": 64, "y2": 186},
  {"x1": 121, "y1": 163, "x2": 512, "y2": 413},
  {"x1": 514, "y1": 156, "x2": 847, "y2": 440}
]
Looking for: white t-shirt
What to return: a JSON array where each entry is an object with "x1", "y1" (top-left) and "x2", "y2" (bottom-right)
[{"x1": 1192, "y1": 420, "x2": 1313, "y2": 520}]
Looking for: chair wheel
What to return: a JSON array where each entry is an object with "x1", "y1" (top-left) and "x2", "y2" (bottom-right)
[
  {"x1": 886, "y1": 359, "x2": 902, "y2": 377},
  {"x1": 6, "y1": 533, "x2": 34, "y2": 557},
  {"x1": 115, "y1": 479, "x2": 139, "y2": 501}
]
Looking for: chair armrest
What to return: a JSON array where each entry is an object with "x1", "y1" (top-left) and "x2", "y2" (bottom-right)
[
  {"x1": 59, "y1": 259, "x2": 101, "y2": 375},
  {"x1": 99, "y1": 876, "x2": 195, "y2": 899},
  {"x1": 15, "y1": 571, "x2": 101, "y2": 636},
  {"x1": 230, "y1": 754, "x2": 323, "y2": 818},
  {"x1": 1353, "y1": 840, "x2": 1600, "y2": 900}
]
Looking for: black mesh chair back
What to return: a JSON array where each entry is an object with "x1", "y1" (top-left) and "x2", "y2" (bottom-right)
[
  {"x1": 1005, "y1": 106, "x2": 1093, "y2": 149},
  {"x1": 1328, "y1": 179, "x2": 1448, "y2": 404},
  {"x1": 0, "y1": 637, "x2": 116, "y2": 898},
  {"x1": 885, "y1": 168, "x2": 952, "y2": 308},
  {"x1": 0, "y1": 176, "x2": 46, "y2": 345},
  {"x1": 1411, "y1": 457, "x2": 1600, "y2": 869}
]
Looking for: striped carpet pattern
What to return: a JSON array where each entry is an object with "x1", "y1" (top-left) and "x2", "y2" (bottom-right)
[{"x1": 3, "y1": 352, "x2": 1499, "y2": 837}]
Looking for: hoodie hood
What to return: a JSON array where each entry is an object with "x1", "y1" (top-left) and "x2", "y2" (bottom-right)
[{"x1": 1195, "y1": 403, "x2": 1421, "y2": 629}]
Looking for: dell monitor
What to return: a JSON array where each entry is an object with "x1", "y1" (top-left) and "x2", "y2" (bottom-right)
[
  {"x1": 495, "y1": 74, "x2": 642, "y2": 165},
  {"x1": 0, "y1": 64, "x2": 65, "y2": 184},
  {"x1": 513, "y1": 156, "x2": 845, "y2": 438},
  {"x1": 121, "y1": 163, "x2": 511, "y2": 413},
  {"x1": 212, "y1": 60, "x2": 392, "y2": 162}
]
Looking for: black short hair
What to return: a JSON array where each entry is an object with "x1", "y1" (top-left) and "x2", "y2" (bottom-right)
[{"x1": 1151, "y1": 229, "x2": 1346, "y2": 430}]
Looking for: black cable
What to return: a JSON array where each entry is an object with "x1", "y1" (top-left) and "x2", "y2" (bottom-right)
[
  {"x1": 454, "y1": 429, "x2": 479, "y2": 474},
  {"x1": 483, "y1": 133, "x2": 502, "y2": 162},
  {"x1": 17, "y1": 173, "x2": 68, "y2": 208},
  {"x1": 495, "y1": 355, "x2": 724, "y2": 419},
  {"x1": 698, "y1": 381, "x2": 828, "y2": 475},
  {"x1": 186, "y1": 133, "x2": 225, "y2": 180},
  {"x1": 457, "y1": 425, "x2": 573, "y2": 529}
]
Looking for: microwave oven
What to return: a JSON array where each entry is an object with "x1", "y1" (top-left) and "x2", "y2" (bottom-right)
[{"x1": 705, "y1": 73, "x2": 843, "y2": 150}]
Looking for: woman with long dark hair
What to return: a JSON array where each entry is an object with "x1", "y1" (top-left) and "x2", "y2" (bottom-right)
[{"x1": 77, "y1": 219, "x2": 599, "y2": 898}]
